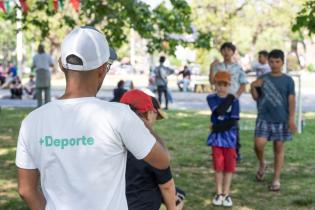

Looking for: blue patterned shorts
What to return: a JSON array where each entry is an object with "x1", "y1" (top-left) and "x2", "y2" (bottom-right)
[{"x1": 255, "y1": 119, "x2": 292, "y2": 141}]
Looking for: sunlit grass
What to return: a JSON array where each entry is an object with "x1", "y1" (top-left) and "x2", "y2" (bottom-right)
[{"x1": 0, "y1": 108, "x2": 314, "y2": 210}]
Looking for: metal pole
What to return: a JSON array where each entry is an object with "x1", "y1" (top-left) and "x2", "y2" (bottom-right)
[
  {"x1": 130, "y1": 28, "x2": 135, "y2": 68},
  {"x1": 297, "y1": 74, "x2": 302, "y2": 133},
  {"x1": 290, "y1": 74, "x2": 302, "y2": 133},
  {"x1": 16, "y1": 1, "x2": 23, "y2": 77}
]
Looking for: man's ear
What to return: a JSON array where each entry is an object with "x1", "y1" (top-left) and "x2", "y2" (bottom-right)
[{"x1": 98, "y1": 64, "x2": 106, "y2": 78}]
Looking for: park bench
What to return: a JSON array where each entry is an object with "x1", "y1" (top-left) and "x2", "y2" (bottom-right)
[{"x1": 191, "y1": 76, "x2": 213, "y2": 93}]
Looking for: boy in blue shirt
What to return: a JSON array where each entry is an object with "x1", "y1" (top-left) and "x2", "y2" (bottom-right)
[
  {"x1": 209, "y1": 42, "x2": 248, "y2": 161},
  {"x1": 250, "y1": 49, "x2": 296, "y2": 191},
  {"x1": 207, "y1": 71, "x2": 240, "y2": 207}
]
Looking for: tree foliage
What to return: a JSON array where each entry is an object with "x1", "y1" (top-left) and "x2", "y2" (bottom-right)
[
  {"x1": 190, "y1": 0, "x2": 304, "y2": 73},
  {"x1": 0, "y1": 0, "x2": 211, "y2": 55},
  {"x1": 293, "y1": 0, "x2": 315, "y2": 34}
]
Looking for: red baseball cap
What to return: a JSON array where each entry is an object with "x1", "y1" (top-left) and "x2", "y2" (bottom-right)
[{"x1": 120, "y1": 89, "x2": 157, "y2": 113}]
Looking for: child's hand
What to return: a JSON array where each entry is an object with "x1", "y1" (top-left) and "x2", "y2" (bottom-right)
[
  {"x1": 289, "y1": 119, "x2": 297, "y2": 134},
  {"x1": 251, "y1": 79, "x2": 264, "y2": 88},
  {"x1": 210, "y1": 60, "x2": 220, "y2": 68}
]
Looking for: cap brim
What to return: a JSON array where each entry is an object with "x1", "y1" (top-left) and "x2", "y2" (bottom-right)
[
  {"x1": 109, "y1": 48, "x2": 117, "y2": 61},
  {"x1": 216, "y1": 80, "x2": 230, "y2": 84},
  {"x1": 156, "y1": 108, "x2": 167, "y2": 120}
]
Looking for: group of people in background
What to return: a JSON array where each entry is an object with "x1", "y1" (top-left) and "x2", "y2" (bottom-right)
[
  {"x1": 0, "y1": 63, "x2": 35, "y2": 99},
  {"x1": 0, "y1": 44, "x2": 53, "y2": 106},
  {"x1": 207, "y1": 42, "x2": 296, "y2": 207},
  {"x1": 15, "y1": 27, "x2": 297, "y2": 210}
]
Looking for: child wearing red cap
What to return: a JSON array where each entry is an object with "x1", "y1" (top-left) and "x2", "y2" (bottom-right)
[
  {"x1": 120, "y1": 89, "x2": 184, "y2": 210},
  {"x1": 206, "y1": 71, "x2": 240, "y2": 207}
]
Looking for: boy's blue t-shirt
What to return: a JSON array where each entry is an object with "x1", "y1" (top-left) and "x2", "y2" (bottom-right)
[
  {"x1": 206, "y1": 93, "x2": 240, "y2": 148},
  {"x1": 257, "y1": 73, "x2": 295, "y2": 123}
]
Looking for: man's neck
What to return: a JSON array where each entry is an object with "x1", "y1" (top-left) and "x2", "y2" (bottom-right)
[{"x1": 60, "y1": 85, "x2": 98, "y2": 99}]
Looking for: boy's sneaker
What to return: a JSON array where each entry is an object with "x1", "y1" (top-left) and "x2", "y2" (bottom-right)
[
  {"x1": 223, "y1": 195, "x2": 233, "y2": 207},
  {"x1": 212, "y1": 194, "x2": 224, "y2": 206}
]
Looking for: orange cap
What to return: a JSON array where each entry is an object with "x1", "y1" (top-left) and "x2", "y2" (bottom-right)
[{"x1": 214, "y1": 71, "x2": 231, "y2": 84}]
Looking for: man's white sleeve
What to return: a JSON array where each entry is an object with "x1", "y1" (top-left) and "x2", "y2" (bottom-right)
[
  {"x1": 16, "y1": 121, "x2": 37, "y2": 169},
  {"x1": 118, "y1": 109, "x2": 156, "y2": 160}
]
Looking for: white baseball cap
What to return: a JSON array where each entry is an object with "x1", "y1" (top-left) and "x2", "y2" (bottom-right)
[{"x1": 61, "y1": 26, "x2": 117, "y2": 71}]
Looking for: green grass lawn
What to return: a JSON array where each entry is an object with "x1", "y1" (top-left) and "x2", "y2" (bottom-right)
[{"x1": 0, "y1": 108, "x2": 315, "y2": 210}]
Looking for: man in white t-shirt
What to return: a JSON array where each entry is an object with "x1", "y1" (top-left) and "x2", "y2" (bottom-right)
[
  {"x1": 32, "y1": 44, "x2": 54, "y2": 107},
  {"x1": 252, "y1": 50, "x2": 271, "y2": 78},
  {"x1": 16, "y1": 26, "x2": 170, "y2": 210}
]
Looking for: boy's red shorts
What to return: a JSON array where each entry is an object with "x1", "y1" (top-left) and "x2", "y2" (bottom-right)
[{"x1": 211, "y1": 146, "x2": 237, "y2": 173}]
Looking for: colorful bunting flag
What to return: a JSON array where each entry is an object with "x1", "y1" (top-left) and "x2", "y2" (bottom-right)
[
  {"x1": 0, "y1": 1, "x2": 6, "y2": 13},
  {"x1": 5, "y1": 0, "x2": 10, "y2": 12},
  {"x1": 19, "y1": 0, "x2": 29, "y2": 13},
  {"x1": 53, "y1": 0, "x2": 58, "y2": 11},
  {"x1": 70, "y1": 0, "x2": 79, "y2": 12},
  {"x1": 58, "y1": 0, "x2": 63, "y2": 10}
]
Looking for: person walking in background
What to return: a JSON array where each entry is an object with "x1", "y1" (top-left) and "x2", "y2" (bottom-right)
[
  {"x1": 32, "y1": 44, "x2": 54, "y2": 107},
  {"x1": 207, "y1": 71, "x2": 240, "y2": 207},
  {"x1": 154, "y1": 56, "x2": 174, "y2": 110},
  {"x1": 209, "y1": 42, "x2": 248, "y2": 161},
  {"x1": 252, "y1": 50, "x2": 271, "y2": 78},
  {"x1": 250, "y1": 49, "x2": 296, "y2": 192}
]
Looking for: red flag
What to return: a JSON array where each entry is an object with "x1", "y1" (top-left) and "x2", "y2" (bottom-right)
[
  {"x1": 53, "y1": 0, "x2": 58, "y2": 11},
  {"x1": 0, "y1": 1, "x2": 6, "y2": 13},
  {"x1": 19, "y1": 0, "x2": 29, "y2": 13},
  {"x1": 70, "y1": 0, "x2": 80, "y2": 12}
]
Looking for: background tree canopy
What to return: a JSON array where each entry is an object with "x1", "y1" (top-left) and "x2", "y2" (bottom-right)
[
  {"x1": 293, "y1": 0, "x2": 315, "y2": 34},
  {"x1": 1, "y1": 0, "x2": 313, "y2": 74},
  {"x1": 191, "y1": 0, "x2": 305, "y2": 73},
  {"x1": 0, "y1": 0, "x2": 211, "y2": 55}
]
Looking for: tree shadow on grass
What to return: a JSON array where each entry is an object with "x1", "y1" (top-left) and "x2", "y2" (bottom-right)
[{"x1": 0, "y1": 146, "x2": 27, "y2": 209}]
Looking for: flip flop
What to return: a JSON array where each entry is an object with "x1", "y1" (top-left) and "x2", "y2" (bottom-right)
[
  {"x1": 269, "y1": 183, "x2": 281, "y2": 192},
  {"x1": 255, "y1": 164, "x2": 267, "y2": 182}
]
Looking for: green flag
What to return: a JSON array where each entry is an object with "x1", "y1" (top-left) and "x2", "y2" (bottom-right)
[
  {"x1": 5, "y1": 0, "x2": 10, "y2": 12},
  {"x1": 58, "y1": 0, "x2": 63, "y2": 10}
]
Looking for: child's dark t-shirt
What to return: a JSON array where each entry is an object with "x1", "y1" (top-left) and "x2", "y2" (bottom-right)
[
  {"x1": 206, "y1": 93, "x2": 240, "y2": 148},
  {"x1": 257, "y1": 73, "x2": 295, "y2": 123}
]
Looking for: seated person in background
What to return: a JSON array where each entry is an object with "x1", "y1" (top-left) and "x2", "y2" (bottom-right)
[
  {"x1": 0, "y1": 71, "x2": 5, "y2": 86},
  {"x1": 2, "y1": 63, "x2": 17, "y2": 88},
  {"x1": 10, "y1": 76, "x2": 23, "y2": 99},
  {"x1": 120, "y1": 90, "x2": 184, "y2": 210},
  {"x1": 110, "y1": 80, "x2": 127, "y2": 102},
  {"x1": 0, "y1": 63, "x2": 5, "y2": 85},
  {"x1": 177, "y1": 65, "x2": 191, "y2": 92},
  {"x1": 24, "y1": 74, "x2": 36, "y2": 99}
]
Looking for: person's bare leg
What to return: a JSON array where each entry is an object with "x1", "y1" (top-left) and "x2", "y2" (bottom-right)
[
  {"x1": 223, "y1": 173, "x2": 233, "y2": 195},
  {"x1": 255, "y1": 137, "x2": 268, "y2": 173},
  {"x1": 273, "y1": 141, "x2": 284, "y2": 185},
  {"x1": 215, "y1": 172, "x2": 223, "y2": 195}
]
